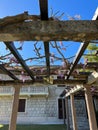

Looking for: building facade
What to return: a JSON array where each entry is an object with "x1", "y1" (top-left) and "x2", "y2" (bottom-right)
[{"x1": 0, "y1": 74, "x2": 98, "y2": 130}]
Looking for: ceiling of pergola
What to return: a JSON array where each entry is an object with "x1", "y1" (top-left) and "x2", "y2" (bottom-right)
[{"x1": 0, "y1": 0, "x2": 98, "y2": 89}]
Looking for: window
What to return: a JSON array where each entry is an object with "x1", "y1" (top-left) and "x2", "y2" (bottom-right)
[
  {"x1": 18, "y1": 99, "x2": 26, "y2": 112},
  {"x1": 58, "y1": 99, "x2": 66, "y2": 119}
]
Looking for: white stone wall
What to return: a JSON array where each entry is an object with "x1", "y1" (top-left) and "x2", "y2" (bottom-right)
[
  {"x1": 0, "y1": 82, "x2": 97, "y2": 129},
  {"x1": 0, "y1": 85, "x2": 65, "y2": 124},
  {"x1": 68, "y1": 98, "x2": 89, "y2": 129},
  {"x1": 0, "y1": 97, "x2": 12, "y2": 123}
]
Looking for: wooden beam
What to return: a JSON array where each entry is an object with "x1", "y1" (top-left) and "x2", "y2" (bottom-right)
[
  {"x1": 9, "y1": 85, "x2": 20, "y2": 130},
  {"x1": 66, "y1": 10, "x2": 98, "y2": 79},
  {"x1": 0, "y1": 20, "x2": 98, "y2": 42},
  {"x1": 44, "y1": 42, "x2": 50, "y2": 76},
  {"x1": 66, "y1": 85, "x2": 84, "y2": 97},
  {"x1": 92, "y1": 7, "x2": 98, "y2": 20},
  {"x1": 0, "y1": 79, "x2": 86, "y2": 86},
  {"x1": 4, "y1": 42, "x2": 35, "y2": 81},
  {"x1": 66, "y1": 42, "x2": 89, "y2": 79},
  {"x1": 70, "y1": 94, "x2": 78, "y2": 130},
  {"x1": 39, "y1": 0, "x2": 50, "y2": 76},
  {"x1": 65, "y1": 97, "x2": 70, "y2": 130},
  {"x1": 39, "y1": 0, "x2": 48, "y2": 20},
  {"x1": 66, "y1": 71, "x2": 98, "y2": 97},
  {"x1": 84, "y1": 87, "x2": 97, "y2": 130},
  {"x1": 53, "y1": 79, "x2": 86, "y2": 85},
  {"x1": 0, "y1": 64, "x2": 19, "y2": 80},
  {"x1": 87, "y1": 71, "x2": 98, "y2": 85}
]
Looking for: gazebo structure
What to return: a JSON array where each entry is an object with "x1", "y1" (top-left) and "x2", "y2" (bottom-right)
[{"x1": 0, "y1": 1, "x2": 98, "y2": 130}]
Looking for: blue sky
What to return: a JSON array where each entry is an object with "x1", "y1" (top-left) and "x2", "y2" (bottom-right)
[
  {"x1": 0, "y1": 0, "x2": 97, "y2": 65},
  {"x1": 0, "y1": 0, "x2": 97, "y2": 19}
]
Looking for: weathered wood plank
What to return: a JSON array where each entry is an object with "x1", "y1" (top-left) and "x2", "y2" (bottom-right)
[
  {"x1": 0, "y1": 12, "x2": 40, "y2": 27},
  {"x1": 0, "y1": 21, "x2": 98, "y2": 42}
]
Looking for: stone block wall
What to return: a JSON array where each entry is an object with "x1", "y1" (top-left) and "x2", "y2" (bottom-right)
[
  {"x1": 0, "y1": 85, "x2": 65, "y2": 124},
  {"x1": 0, "y1": 97, "x2": 12, "y2": 123},
  {"x1": 68, "y1": 98, "x2": 89, "y2": 129},
  {"x1": 0, "y1": 84, "x2": 98, "y2": 129}
]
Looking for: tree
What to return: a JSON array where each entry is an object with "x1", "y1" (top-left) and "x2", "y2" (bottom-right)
[{"x1": 83, "y1": 43, "x2": 98, "y2": 62}]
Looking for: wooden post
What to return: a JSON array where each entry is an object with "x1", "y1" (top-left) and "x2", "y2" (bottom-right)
[
  {"x1": 9, "y1": 85, "x2": 21, "y2": 130},
  {"x1": 65, "y1": 97, "x2": 70, "y2": 130},
  {"x1": 70, "y1": 94, "x2": 78, "y2": 130},
  {"x1": 84, "y1": 87, "x2": 97, "y2": 130}
]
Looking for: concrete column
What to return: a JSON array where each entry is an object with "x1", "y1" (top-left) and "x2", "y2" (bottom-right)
[
  {"x1": 9, "y1": 85, "x2": 21, "y2": 130},
  {"x1": 65, "y1": 97, "x2": 70, "y2": 130},
  {"x1": 85, "y1": 87, "x2": 97, "y2": 130},
  {"x1": 70, "y1": 94, "x2": 78, "y2": 130}
]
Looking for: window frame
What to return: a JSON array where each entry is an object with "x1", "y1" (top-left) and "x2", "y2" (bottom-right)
[{"x1": 18, "y1": 98, "x2": 26, "y2": 113}]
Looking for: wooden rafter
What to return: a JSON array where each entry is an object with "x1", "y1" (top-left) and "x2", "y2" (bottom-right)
[
  {"x1": 39, "y1": 0, "x2": 48, "y2": 20},
  {"x1": 66, "y1": 42, "x2": 89, "y2": 79},
  {"x1": 44, "y1": 42, "x2": 50, "y2": 76},
  {"x1": 0, "y1": 64, "x2": 19, "y2": 80},
  {"x1": 4, "y1": 42, "x2": 35, "y2": 81},
  {"x1": 39, "y1": 0, "x2": 50, "y2": 76}
]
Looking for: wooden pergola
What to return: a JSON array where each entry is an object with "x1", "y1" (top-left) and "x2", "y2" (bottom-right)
[{"x1": 0, "y1": 1, "x2": 98, "y2": 130}]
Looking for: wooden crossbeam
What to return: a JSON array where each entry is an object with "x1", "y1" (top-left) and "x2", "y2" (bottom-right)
[
  {"x1": 4, "y1": 42, "x2": 35, "y2": 81},
  {"x1": 53, "y1": 79, "x2": 86, "y2": 85},
  {"x1": 0, "y1": 79, "x2": 86, "y2": 86},
  {"x1": 0, "y1": 20, "x2": 98, "y2": 42}
]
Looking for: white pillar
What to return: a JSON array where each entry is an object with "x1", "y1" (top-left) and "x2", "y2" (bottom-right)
[
  {"x1": 70, "y1": 94, "x2": 78, "y2": 130},
  {"x1": 85, "y1": 87, "x2": 97, "y2": 130},
  {"x1": 9, "y1": 85, "x2": 21, "y2": 130}
]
